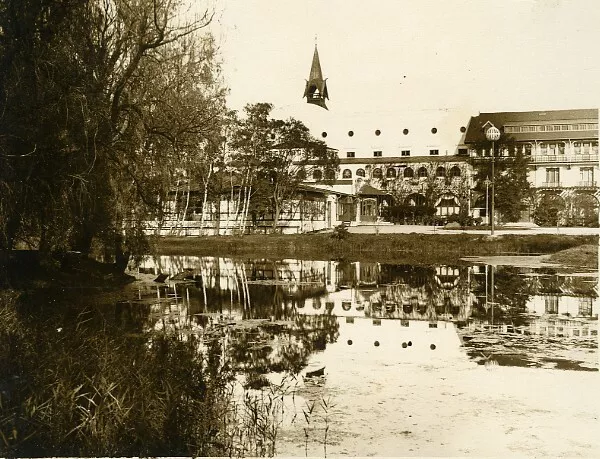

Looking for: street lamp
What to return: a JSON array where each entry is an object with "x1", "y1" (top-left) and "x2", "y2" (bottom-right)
[
  {"x1": 485, "y1": 125, "x2": 501, "y2": 236},
  {"x1": 483, "y1": 176, "x2": 491, "y2": 226}
]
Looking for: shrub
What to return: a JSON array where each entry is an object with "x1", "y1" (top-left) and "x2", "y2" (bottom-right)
[
  {"x1": 331, "y1": 224, "x2": 349, "y2": 240},
  {"x1": 382, "y1": 205, "x2": 436, "y2": 224}
]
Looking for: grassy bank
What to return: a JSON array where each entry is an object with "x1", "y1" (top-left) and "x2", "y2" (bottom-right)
[
  {"x1": 545, "y1": 244, "x2": 598, "y2": 268},
  {"x1": 152, "y1": 233, "x2": 598, "y2": 265}
]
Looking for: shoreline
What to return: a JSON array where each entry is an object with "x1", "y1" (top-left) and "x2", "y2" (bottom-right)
[{"x1": 151, "y1": 233, "x2": 598, "y2": 268}]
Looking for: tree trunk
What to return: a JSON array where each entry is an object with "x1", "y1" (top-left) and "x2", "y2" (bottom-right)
[
  {"x1": 170, "y1": 178, "x2": 180, "y2": 235},
  {"x1": 178, "y1": 179, "x2": 191, "y2": 236},
  {"x1": 272, "y1": 199, "x2": 281, "y2": 231},
  {"x1": 114, "y1": 234, "x2": 130, "y2": 273},
  {"x1": 199, "y1": 163, "x2": 213, "y2": 235},
  {"x1": 240, "y1": 179, "x2": 252, "y2": 235}
]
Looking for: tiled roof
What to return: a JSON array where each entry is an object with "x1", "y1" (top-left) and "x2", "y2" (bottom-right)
[
  {"x1": 298, "y1": 183, "x2": 353, "y2": 196},
  {"x1": 465, "y1": 108, "x2": 598, "y2": 143},
  {"x1": 357, "y1": 183, "x2": 390, "y2": 196},
  {"x1": 480, "y1": 108, "x2": 597, "y2": 122}
]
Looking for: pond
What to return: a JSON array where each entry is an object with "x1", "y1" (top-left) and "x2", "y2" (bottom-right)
[
  {"x1": 2, "y1": 256, "x2": 598, "y2": 457},
  {"x1": 133, "y1": 256, "x2": 598, "y2": 456}
]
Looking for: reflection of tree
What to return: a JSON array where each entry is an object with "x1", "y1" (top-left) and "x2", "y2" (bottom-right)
[
  {"x1": 225, "y1": 312, "x2": 340, "y2": 376},
  {"x1": 493, "y1": 267, "x2": 530, "y2": 310},
  {"x1": 467, "y1": 266, "x2": 535, "y2": 326},
  {"x1": 336, "y1": 261, "x2": 358, "y2": 287},
  {"x1": 380, "y1": 265, "x2": 432, "y2": 288},
  {"x1": 527, "y1": 272, "x2": 597, "y2": 298}
]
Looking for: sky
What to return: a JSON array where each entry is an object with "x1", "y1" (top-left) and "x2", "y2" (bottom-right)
[{"x1": 208, "y1": 0, "x2": 600, "y2": 131}]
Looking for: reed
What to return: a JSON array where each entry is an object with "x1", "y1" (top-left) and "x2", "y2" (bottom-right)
[{"x1": 0, "y1": 293, "x2": 286, "y2": 457}]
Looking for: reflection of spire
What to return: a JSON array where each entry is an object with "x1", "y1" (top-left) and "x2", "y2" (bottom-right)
[{"x1": 303, "y1": 44, "x2": 329, "y2": 109}]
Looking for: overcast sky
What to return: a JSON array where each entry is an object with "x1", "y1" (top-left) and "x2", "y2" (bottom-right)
[{"x1": 210, "y1": 0, "x2": 600, "y2": 126}]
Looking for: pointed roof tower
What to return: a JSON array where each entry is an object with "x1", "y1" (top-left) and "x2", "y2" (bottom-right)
[{"x1": 303, "y1": 44, "x2": 329, "y2": 110}]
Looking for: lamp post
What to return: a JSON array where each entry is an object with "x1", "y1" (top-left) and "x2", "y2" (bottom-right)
[
  {"x1": 485, "y1": 125, "x2": 501, "y2": 236},
  {"x1": 483, "y1": 176, "x2": 491, "y2": 226}
]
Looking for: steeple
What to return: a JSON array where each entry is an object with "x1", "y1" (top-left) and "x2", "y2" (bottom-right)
[{"x1": 303, "y1": 44, "x2": 329, "y2": 110}]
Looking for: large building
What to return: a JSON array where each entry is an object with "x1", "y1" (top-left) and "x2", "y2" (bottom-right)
[
  {"x1": 304, "y1": 107, "x2": 598, "y2": 227},
  {"x1": 152, "y1": 108, "x2": 598, "y2": 234},
  {"x1": 302, "y1": 108, "x2": 474, "y2": 225},
  {"x1": 464, "y1": 108, "x2": 599, "y2": 225}
]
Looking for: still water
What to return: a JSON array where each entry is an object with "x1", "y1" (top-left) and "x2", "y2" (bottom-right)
[{"x1": 128, "y1": 256, "x2": 598, "y2": 456}]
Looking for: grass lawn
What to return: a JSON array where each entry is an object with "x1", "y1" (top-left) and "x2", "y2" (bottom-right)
[{"x1": 152, "y1": 233, "x2": 598, "y2": 266}]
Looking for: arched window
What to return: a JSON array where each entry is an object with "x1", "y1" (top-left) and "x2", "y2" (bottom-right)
[
  {"x1": 449, "y1": 166, "x2": 461, "y2": 178},
  {"x1": 437, "y1": 194, "x2": 460, "y2": 216},
  {"x1": 372, "y1": 168, "x2": 383, "y2": 179},
  {"x1": 386, "y1": 168, "x2": 397, "y2": 178},
  {"x1": 418, "y1": 167, "x2": 428, "y2": 178},
  {"x1": 296, "y1": 168, "x2": 307, "y2": 180},
  {"x1": 404, "y1": 167, "x2": 414, "y2": 178},
  {"x1": 436, "y1": 166, "x2": 446, "y2": 178},
  {"x1": 312, "y1": 169, "x2": 322, "y2": 180},
  {"x1": 325, "y1": 169, "x2": 336, "y2": 180},
  {"x1": 356, "y1": 168, "x2": 365, "y2": 177},
  {"x1": 342, "y1": 169, "x2": 352, "y2": 179}
]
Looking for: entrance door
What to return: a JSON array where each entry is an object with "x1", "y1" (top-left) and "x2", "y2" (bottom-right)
[
  {"x1": 339, "y1": 197, "x2": 356, "y2": 222},
  {"x1": 361, "y1": 198, "x2": 377, "y2": 222}
]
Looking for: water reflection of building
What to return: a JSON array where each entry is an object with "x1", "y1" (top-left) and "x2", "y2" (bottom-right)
[
  {"x1": 302, "y1": 263, "x2": 474, "y2": 323},
  {"x1": 526, "y1": 316, "x2": 597, "y2": 338},
  {"x1": 134, "y1": 255, "x2": 598, "y2": 373},
  {"x1": 466, "y1": 264, "x2": 598, "y2": 338},
  {"x1": 138, "y1": 257, "x2": 478, "y2": 325},
  {"x1": 524, "y1": 272, "x2": 598, "y2": 338},
  {"x1": 311, "y1": 317, "x2": 466, "y2": 367}
]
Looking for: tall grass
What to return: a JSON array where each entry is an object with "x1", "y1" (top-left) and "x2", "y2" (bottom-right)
[
  {"x1": 222, "y1": 376, "x2": 294, "y2": 457},
  {"x1": 0, "y1": 291, "x2": 285, "y2": 457}
]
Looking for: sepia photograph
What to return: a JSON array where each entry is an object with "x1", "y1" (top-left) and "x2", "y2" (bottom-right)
[{"x1": 1, "y1": 0, "x2": 598, "y2": 457}]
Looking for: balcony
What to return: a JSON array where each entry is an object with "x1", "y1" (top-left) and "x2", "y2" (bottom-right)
[
  {"x1": 539, "y1": 182, "x2": 562, "y2": 189},
  {"x1": 574, "y1": 181, "x2": 598, "y2": 189},
  {"x1": 531, "y1": 153, "x2": 599, "y2": 163}
]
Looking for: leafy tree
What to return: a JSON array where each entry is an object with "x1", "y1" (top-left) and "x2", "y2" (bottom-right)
[
  {"x1": 0, "y1": 0, "x2": 225, "y2": 270},
  {"x1": 533, "y1": 193, "x2": 565, "y2": 226},
  {"x1": 386, "y1": 162, "x2": 471, "y2": 223},
  {"x1": 470, "y1": 136, "x2": 532, "y2": 223},
  {"x1": 230, "y1": 103, "x2": 338, "y2": 231},
  {"x1": 265, "y1": 118, "x2": 338, "y2": 229},
  {"x1": 227, "y1": 103, "x2": 272, "y2": 233}
]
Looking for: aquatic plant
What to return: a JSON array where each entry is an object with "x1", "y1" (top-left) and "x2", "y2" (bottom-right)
[
  {"x1": 300, "y1": 395, "x2": 336, "y2": 458},
  {"x1": 0, "y1": 292, "x2": 287, "y2": 457},
  {"x1": 222, "y1": 375, "x2": 294, "y2": 457}
]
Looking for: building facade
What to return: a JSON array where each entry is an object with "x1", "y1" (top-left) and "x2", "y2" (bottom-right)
[
  {"x1": 464, "y1": 109, "x2": 599, "y2": 225},
  {"x1": 302, "y1": 109, "x2": 475, "y2": 225},
  {"x1": 152, "y1": 108, "x2": 598, "y2": 233}
]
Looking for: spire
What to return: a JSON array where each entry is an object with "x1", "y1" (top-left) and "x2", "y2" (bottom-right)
[
  {"x1": 303, "y1": 43, "x2": 329, "y2": 110},
  {"x1": 309, "y1": 45, "x2": 323, "y2": 81}
]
